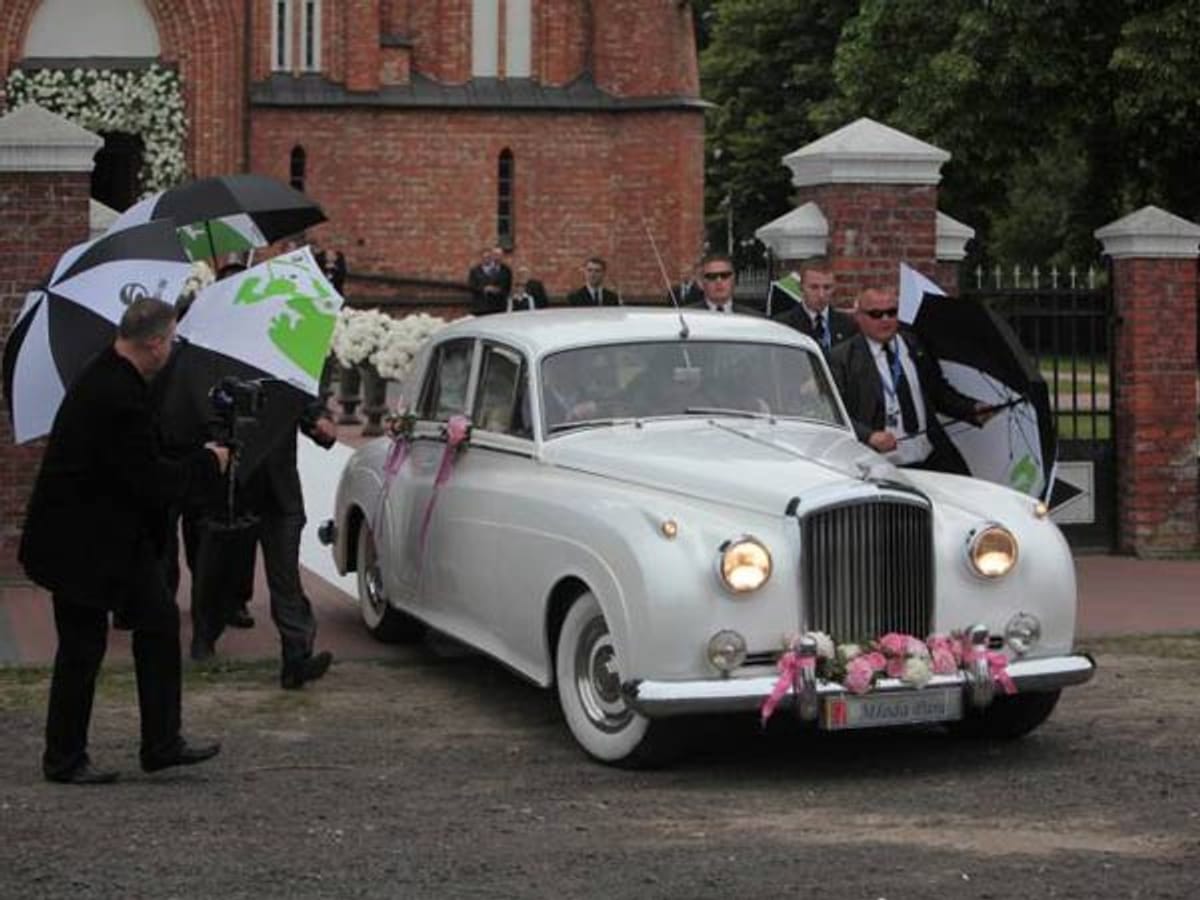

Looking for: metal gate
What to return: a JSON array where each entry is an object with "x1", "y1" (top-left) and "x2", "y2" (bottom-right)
[{"x1": 964, "y1": 265, "x2": 1116, "y2": 551}]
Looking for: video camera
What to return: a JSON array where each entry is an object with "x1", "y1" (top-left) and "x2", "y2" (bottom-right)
[{"x1": 208, "y1": 376, "x2": 265, "y2": 443}]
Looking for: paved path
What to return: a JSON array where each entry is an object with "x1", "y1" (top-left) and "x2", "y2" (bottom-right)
[{"x1": 1, "y1": 434, "x2": 1196, "y2": 667}]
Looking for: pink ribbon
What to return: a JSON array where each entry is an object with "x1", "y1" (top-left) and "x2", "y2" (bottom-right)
[
  {"x1": 418, "y1": 415, "x2": 471, "y2": 550},
  {"x1": 961, "y1": 639, "x2": 1018, "y2": 696},
  {"x1": 371, "y1": 433, "x2": 411, "y2": 532},
  {"x1": 760, "y1": 650, "x2": 815, "y2": 727}
]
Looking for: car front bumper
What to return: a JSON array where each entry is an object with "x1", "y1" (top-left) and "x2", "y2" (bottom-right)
[{"x1": 624, "y1": 653, "x2": 1096, "y2": 718}]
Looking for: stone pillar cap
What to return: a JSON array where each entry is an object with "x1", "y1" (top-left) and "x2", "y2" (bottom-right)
[
  {"x1": 937, "y1": 211, "x2": 975, "y2": 262},
  {"x1": 0, "y1": 103, "x2": 102, "y2": 172},
  {"x1": 1095, "y1": 205, "x2": 1200, "y2": 259},
  {"x1": 783, "y1": 117, "x2": 950, "y2": 187},
  {"x1": 754, "y1": 202, "x2": 829, "y2": 259}
]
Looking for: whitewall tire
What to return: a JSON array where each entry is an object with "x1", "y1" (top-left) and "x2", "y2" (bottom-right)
[{"x1": 355, "y1": 518, "x2": 424, "y2": 644}]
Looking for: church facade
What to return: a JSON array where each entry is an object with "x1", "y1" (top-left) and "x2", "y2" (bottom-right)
[{"x1": 0, "y1": 0, "x2": 706, "y2": 298}]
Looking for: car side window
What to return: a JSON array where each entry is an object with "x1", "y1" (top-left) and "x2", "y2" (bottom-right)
[
  {"x1": 418, "y1": 339, "x2": 474, "y2": 421},
  {"x1": 473, "y1": 343, "x2": 531, "y2": 438}
]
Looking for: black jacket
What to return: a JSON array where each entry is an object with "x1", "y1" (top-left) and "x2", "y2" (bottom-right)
[
  {"x1": 468, "y1": 262, "x2": 512, "y2": 315},
  {"x1": 828, "y1": 331, "x2": 980, "y2": 457},
  {"x1": 20, "y1": 347, "x2": 219, "y2": 603},
  {"x1": 566, "y1": 285, "x2": 620, "y2": 307},
  {"x1": 780, "y1": 304, "x2": 858, "y2": 352},
  {"x1": 239, "y1": 401, "x2": 334, "y2": 518}
]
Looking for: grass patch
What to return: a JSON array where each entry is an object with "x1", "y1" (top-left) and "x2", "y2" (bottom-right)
[
  {"x1": 1057, "y1": 413, "x2": 1111, "y2": 440},
  {"x1": 1082, "y1": 633, "x2": 1200, "y2": 660}
]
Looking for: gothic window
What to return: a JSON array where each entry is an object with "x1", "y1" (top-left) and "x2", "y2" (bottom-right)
[
  {"x1": 301, "y1": 0, "x2": 321, "y2": 71},
  {"x1": 497, "y1": 149, "x2": 514, "y2": 249},
  {"x1": 290, "y1": 145, "x2": 306, "y2": 192},
  {"x1": 273, "y1": 0, "x2": 293, "y2": 71},
  {"x1": 472, "y1": 0, "x2": 533, "y2": 79}
]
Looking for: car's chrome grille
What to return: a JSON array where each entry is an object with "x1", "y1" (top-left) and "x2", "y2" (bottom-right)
[{"x1": 801, "y1": 498, "x2": 934, "y2": 640}]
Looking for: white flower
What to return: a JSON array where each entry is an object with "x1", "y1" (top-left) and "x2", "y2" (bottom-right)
[
  {"x1": 901, "y1": 656, "x2": 932, "y2": 688},
  {"x1": 807, "y1": 631, "x2": 835, "y2": 661},
  {"x1": 837, "y1": 643, "x2": 864, "y2": 664}
]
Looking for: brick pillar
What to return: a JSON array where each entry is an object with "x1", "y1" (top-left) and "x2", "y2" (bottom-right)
[
  {"x1": 1095, "y1": 206, "x2": 1200, "y2": 557},
  {"x1": 0, "y1": 105, "x2": 100, "y2": 575}
]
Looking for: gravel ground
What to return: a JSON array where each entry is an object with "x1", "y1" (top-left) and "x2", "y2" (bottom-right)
[{"x1": 1, "y1": 634, "x2": 1198, "y2": 900}]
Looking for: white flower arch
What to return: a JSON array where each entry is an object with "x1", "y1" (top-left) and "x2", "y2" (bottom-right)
[{"x1": 5, "y1": 65, "x2": 187, "y2": 194}]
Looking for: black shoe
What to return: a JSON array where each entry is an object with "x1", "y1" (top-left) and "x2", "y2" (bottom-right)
[
  {"x1": 227, "y1": 606, "x2": 255, "y2": 629},
  {"x1": 190, "y1": 637, "x2": 215, "y2": 662},
  {"x1": 281, "y1": 651, "x2": 333, "y2": 690},
  {"x1": 44, "y1": 761, "x2": 119, "y2": 785},
  {"x1": 141, "y1": 738, "x2": 221, "y2": 773}
]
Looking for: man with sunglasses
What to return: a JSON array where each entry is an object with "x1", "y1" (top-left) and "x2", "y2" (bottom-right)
[
  {"x1": 686, "y1": 253, "x2": 759, "y2": 315},
  {"x1": 829, "y1": 287, "x2": 993, "y2": 473}
]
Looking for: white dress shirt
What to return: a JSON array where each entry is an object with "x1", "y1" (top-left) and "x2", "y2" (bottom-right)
[{"x1": 866, "y1": 336, "x2": 932, "y2": 465}]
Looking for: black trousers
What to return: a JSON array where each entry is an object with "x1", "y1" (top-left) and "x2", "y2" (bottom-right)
[
  {"x1": 259, "y1": 510, "x2": 317, "y2": 665},
  {"x1": 167, "y1": 505, "x2": 255, "y2": 647},
  {"x1": 43, "y1": 564, "x2": 182, "y2": 778}
]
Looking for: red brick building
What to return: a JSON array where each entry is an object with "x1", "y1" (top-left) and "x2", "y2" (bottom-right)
[{"x1": 0, "y1": 0, "x2": 706, "y2": 298}]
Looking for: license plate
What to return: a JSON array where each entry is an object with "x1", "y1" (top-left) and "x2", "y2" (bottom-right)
[{"x1": 821, "y1": 687, "x2": 963, "y2": 730}]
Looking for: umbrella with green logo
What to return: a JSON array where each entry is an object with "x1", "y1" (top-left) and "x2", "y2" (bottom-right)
[
  {"x1": 109, "y1": 174, "x2": 327, "y2": 262},
  {"x1": 156, "y1": 246, "x2": 345, "y2": 480}
]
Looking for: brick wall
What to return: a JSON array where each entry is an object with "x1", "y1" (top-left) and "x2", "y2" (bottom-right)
[
  {"x1": 791, "y1": 183, "x2": 939, "y2": 308},
  {"x1": 250, "y1": 106, "x2": 704, "y2": 300},
  {"x1": 0, "y1": 171, "x2": 91, "y2": 575},
  {"x1": 1112, "y1": 257, "x2": 1199, "y2": 556}
]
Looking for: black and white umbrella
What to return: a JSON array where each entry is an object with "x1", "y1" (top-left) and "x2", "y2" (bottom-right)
[
  {"x1": 3, "y1": 220, "x2": 193, "y2": 443},
  {"x1": 898, "y1": 264, "x2": 1057, "y2": 501},
  {"x1": 108, "y1": 174, "x2": 327, "y2": 261}
]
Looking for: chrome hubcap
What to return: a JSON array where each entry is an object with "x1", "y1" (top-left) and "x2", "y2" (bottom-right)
[{"x1": 574, "y1": 616, "x2": 631, "y2": 733}]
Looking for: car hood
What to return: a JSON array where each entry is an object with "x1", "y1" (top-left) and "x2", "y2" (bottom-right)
[{"x1": 541, "y1": 419, "x2": 885, "y2": 515}]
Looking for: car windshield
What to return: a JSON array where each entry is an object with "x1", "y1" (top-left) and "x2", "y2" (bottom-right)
[{"x1": 540, "y1": 340, "x2": 844, "y2": 433}]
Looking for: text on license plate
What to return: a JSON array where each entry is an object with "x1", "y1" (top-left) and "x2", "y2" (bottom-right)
[{"x1": 821, "y1": 688, "x2": 963, "y2": 730}]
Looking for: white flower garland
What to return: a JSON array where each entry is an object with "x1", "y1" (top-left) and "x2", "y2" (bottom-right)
[
  {"x1": 5, "y1": 65, "x2": 187, "y2": 193},
  {"x1": 331, "y1": 309, "x2": 455, "y2": 383}
]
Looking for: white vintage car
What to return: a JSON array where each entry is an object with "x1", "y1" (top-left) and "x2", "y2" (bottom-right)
[{"x1": 321, "y1": 308, "x2": 1094, "y2": 765}]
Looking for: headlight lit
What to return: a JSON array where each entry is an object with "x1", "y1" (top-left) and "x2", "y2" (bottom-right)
[
  {"x1": 1005, "y1": 612, "x2": 1041, "y2": 656},
  {"x1": 967, "y1": 525, "x2": 1019, "y2": 578},
  {"x1": 719, "y1": 537, "x2": 772, "y2": 593}
]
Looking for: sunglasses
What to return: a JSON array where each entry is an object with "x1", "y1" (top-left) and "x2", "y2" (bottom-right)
[
  {"x1": 703, "y1": 270, "x2": 734, "y2": 282},
  {"x1": 862, "y1": 307, "x2": 900, "y2": 319}
]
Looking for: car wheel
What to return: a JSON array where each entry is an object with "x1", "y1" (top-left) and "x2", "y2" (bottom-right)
[
  {"x1": 355, "y1": 518, "x2": 425, "y2": 644},
  {"x1": 555, "y1": 592, "x2": 680, "y2": 767},
  {"x1": 948, "y1": 689, "x2": 1061, "y2": 740}
]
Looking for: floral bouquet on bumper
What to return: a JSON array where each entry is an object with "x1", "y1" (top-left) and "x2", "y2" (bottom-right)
[{"x1": 760, "y1": 629, "x2": 1016, "y2": 726}]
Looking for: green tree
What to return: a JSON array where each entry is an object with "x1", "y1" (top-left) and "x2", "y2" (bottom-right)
[{"x1": 699, "y1": 0, "x2": 858, "y2": 262}]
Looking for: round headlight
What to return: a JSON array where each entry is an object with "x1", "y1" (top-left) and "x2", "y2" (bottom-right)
[
  {"x1": 720, "y1": 537, "x2": 772, "y2": 593},
  {"x1": 1005, "y1": 612, "x2": 1041, "y2": 656},
  {"x1": 967, "y1": 525, "x2": 1019, "y2": 578}
]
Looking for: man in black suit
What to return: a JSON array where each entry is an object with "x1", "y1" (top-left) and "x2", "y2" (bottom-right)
[
  {"x1": 508, "y1": 265, "x2": 549, "y2": 311},
  {"x1": 21, "y1": 298, "x2": 228, "y2": 784},
  {"x1": 778, "y1": 263, "x2": 857, "y2": 353},
  {"x1": 566, "y1": 257, "x2": 620, "y2": 306},
  {"x1": 686, "y1": 252, "x2": 760, "y2": 315},
  {"x1": 234, "y1": 402, "x2": 338, "y2": 689},
  {"x1": 829, "y1": 287, "x2": 993, "y2": 474},
  {"x1": 467, "y1": 246, "x2": 512, "y2": 315},
  {"x1": 667, "y1": 263, "x2": 705, "y2": 307}
]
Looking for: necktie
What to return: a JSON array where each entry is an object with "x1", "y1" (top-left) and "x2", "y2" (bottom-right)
[
  {"x1": 813, "y1": 313, "x2": 828, "y2": 348},
  {"x1": 884, "y1": 341, "x2": 920, "y2": 434}
]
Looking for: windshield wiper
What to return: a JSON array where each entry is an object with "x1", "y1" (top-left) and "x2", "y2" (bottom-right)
[
  {"x1": 547, "y1": 417, "x2": 628, "y2": 434},
  {"x1": 684, "y1": 406, "x2": 775, "y2": 420}
]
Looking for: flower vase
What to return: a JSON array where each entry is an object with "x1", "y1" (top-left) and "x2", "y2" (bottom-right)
[
  {"x1": 336, "y1": 363, "x2": 363, "y2": 425},
  {"x1": 359, "y1": 363, "x2": 390, "y2": 437}
]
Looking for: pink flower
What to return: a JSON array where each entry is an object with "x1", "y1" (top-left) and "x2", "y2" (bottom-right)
[
  {"x1": 931, "y1": 647, "x2": 958, "y2": 675},
  {"x1": 926, "y1": 634, "x2": 962, "y2": 666},
  {"x1": 906, "y1": 636, "x2": 930, "y2": 658},
  {"x1": 845, "y1": 656, "x2": 876, "y2": 694},
  {"x1": 864, "y1": 651, "x2": 886, "y2": 672},
  {"x1": 878, "y1": 633, "x2": 909, "y2": 657}
]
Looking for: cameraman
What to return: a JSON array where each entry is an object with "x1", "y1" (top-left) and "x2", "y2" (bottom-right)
[{"x1": 239, "y1": 399, "x2": 338, "y2": 688}]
